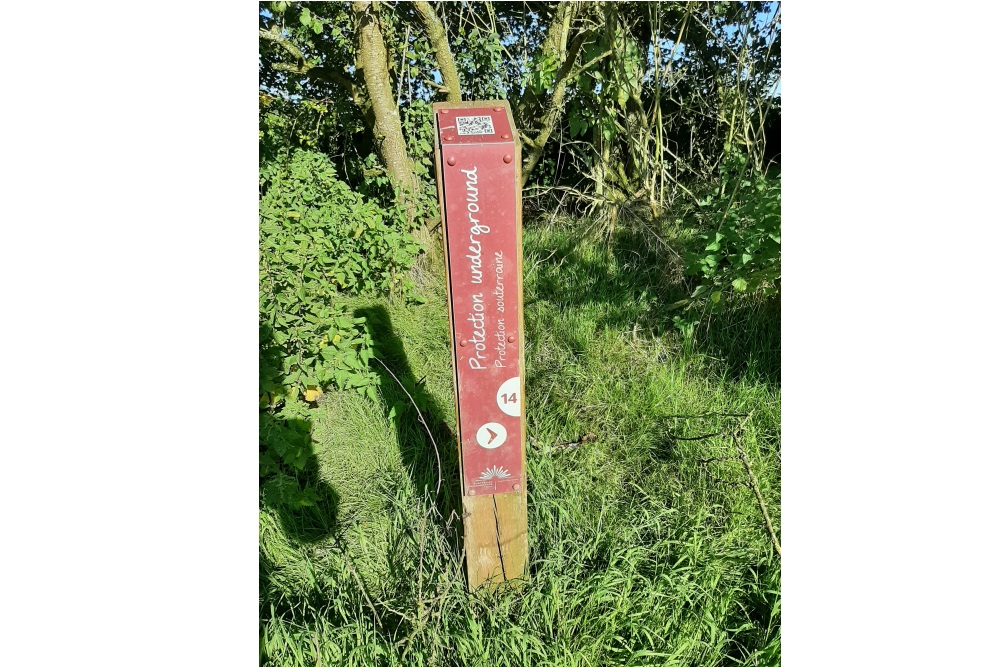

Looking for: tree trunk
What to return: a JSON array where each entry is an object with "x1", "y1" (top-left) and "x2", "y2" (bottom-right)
[
  {"x1": 519, "y1": 4, "x2": 605, "y2": 187},
  {"x1": 592, "y1": 2, "x2": 614, "y2": 200},
  {"x1": 521, "y1": 35, "x2": 589, "y2": 184},
  {"x1": 352, "y1": 1, "x2": 420, "y2": 216},
  {"x1": 412, "y1": 1, "x2": 462, "y2": 102}
]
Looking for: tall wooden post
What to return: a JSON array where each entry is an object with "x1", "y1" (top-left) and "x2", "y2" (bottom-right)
[{"x1": 432, "y1": 101, "x2": 528, "y2": 589}]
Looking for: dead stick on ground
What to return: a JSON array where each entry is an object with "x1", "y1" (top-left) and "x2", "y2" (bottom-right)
[
  {"x1": 551, "y1": 433, "x2": 597, "y2": 451},
  {"x1": 733, "y1": 415, "x2": 781, "y2": 557}
]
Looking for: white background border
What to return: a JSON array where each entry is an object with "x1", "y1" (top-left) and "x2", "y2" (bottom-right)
[{"x1": 1, "y1": 2, "x2": 998, "y2": 664}]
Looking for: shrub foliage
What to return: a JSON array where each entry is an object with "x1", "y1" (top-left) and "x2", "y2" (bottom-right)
[
  {"x1": 259, "y1": 149, "x2": 419, "y2": 402},
  {"x1": 259, "y1": 149, "x2": 421, "y2": 504},
  {"x1": 681, "y1": 152, "x2": 780, "y2": 318}
]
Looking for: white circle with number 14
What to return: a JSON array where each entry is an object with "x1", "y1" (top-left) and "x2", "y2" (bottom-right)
[{"x1": 496, "y1": 377, "x2": 521, "y2": 417}]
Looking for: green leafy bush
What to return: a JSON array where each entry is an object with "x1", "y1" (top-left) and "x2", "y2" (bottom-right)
[
  {"x1": 259, "y1": 408, "x2": 321, "y2": 508},
  {"x1": 259, "y1": 149, "x2": 421, "y2": 401},
  {"x1": 259, "y1": 149, "x2": 423, "y2": 502},
  {"x1": 682, "y1": 152, "x2": 780, "y2": 312}
]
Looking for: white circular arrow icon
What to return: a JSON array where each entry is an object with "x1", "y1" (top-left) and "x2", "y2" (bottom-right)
[{"x1": 476, "y1": 422, "x2": 507, "y2": 449}]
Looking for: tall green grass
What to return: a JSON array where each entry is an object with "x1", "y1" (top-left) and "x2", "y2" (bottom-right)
[{"x1": 260, "y1": 222, "x2": 780, "y2": 666}]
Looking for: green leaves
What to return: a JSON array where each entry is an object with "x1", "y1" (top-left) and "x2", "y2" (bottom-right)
[
  {"x1": 260, "y1": 149, "x2": 422, "y2": 406},
  {"x1": 296, "y1": 6, "x2": 324, "y2": 34},
  {"x1": 298, "y1": 5, "x2": 324, "y2": 34},
  {"x1": 681, "y1": 161, "x2": 781, "y2": 317},
  {"x1": 706, "y1": 232, "x2": 723, "y2": 252},
  {"x1": 258, "y1": 149, "x2": 427, "y2": 510}
]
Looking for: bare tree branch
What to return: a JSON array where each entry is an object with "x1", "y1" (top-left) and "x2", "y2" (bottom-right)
[
  {"x1": 733, "y1": 420, "x2": 781, "y2": 558},
  {"x1": 259, "y1": 27, "x2": 366, "y2": 110},
  {"x1": 259, "y1": 26, "x2": 306, "y2": 61},
  {"x1": 569, "y1": 48, "x2": 613, "y2": 80}
]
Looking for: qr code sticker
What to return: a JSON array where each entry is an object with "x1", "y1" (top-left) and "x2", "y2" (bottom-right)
[{"x1": 455, "y1": 115, "x2": 495, "y2": 136}]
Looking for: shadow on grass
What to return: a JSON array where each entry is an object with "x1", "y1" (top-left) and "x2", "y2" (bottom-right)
[
  {"x1": 528, "y1": 227, "x2": 689, "y2": 339},
  {"x1": 259, "y1": 322, "x2": 341, "y2": 544},
  {"x1": 259, "y1": 306, "x2": 464, "y2": 629},
  {"x1": 355, "y1": 305, "x2": 463, "y2": 539},
  {"x1": 259, "y1": 322, "x2": 347, "y2": 629},
  {"x1": 259, "y1": 415, "x2": 341, "y2": 543},
  {"x1": 699, "y1": 297, "x2": 780, "y2": 386},
  {"x1": 526, "y1": 226, "x2": 780, "y2": 386}
]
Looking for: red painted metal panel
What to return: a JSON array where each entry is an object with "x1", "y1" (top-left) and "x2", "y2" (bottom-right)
[
  {"x1": 438, "y1": 107, "x2": 522, "y2": 496},
  {"x1": 437, "y1": 106, "x2": 515, "y2": 145}
]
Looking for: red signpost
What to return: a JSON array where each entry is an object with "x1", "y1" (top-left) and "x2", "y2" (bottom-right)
[{"x1": 433, "y1": 101, "x2": 528, "y2": 589}]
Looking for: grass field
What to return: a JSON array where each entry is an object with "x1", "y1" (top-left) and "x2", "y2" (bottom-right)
[{"x1": 260, "y1": 220, "x2": 781, "y2": 666}]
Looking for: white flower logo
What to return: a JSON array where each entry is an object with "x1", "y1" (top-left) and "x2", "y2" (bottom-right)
[{"x1": 478, "y1": 465, "x2": 512, "y2": 480}]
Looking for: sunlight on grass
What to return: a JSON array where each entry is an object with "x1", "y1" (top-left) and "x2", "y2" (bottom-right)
[{"x1": 260, "y1": 225, "x2": 780, "y2": 667}]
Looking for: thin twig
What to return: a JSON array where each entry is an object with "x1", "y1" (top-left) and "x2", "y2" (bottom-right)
[
  {"x1": 372, "y1": 356, "x2": 442, "y2": 500},
  {"x1": 664, "y1": 411, "x2": 750, "y2": 419},
  {"x1": 551, "y1": 433, "x2": 597, "y2": 452},
  {"x1": 733, "y1": 416, "x2": 782, "y2": 557},
  {"x1": 695, "y1": 455, "x2": 738, "y2": 464},
  {"x1": 670, "y1": 413, "x2": 781, "y2": 557},
  {"x1": 670, "y1": 430, "x2": 726, "y2": 441}
]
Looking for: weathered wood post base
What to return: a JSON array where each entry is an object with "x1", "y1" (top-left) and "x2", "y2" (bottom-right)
[{"x1": 432, "y1": 101, "x2": 528, "y2": 590}]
